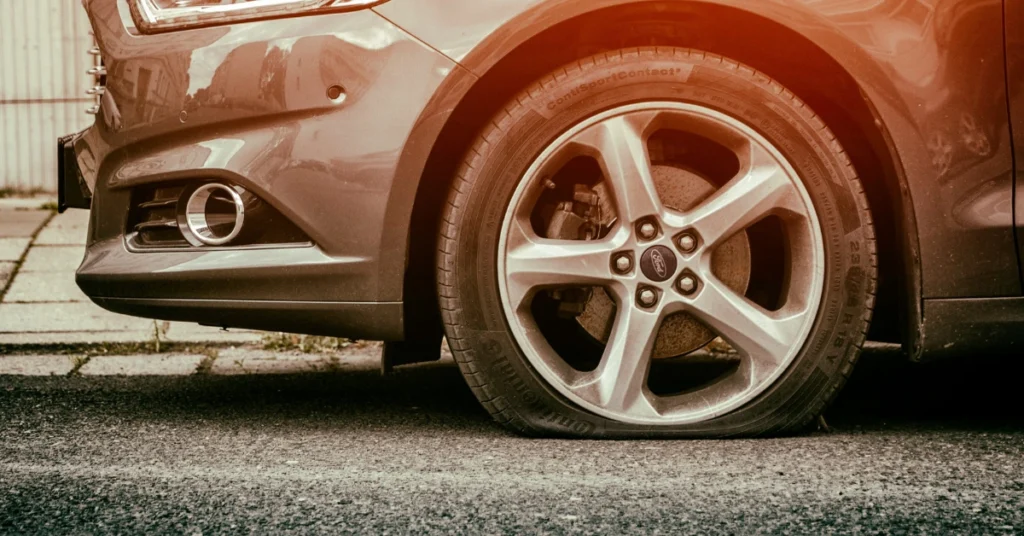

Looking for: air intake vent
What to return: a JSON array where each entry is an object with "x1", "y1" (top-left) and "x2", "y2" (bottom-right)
[{"x1": 131, "y1": 185, "x2": 189, "y2": 247}]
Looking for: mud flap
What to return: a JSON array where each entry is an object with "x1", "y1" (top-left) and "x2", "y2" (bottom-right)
[{"x1": 381, "y1": 336, "x2": 443, "y2": 375}]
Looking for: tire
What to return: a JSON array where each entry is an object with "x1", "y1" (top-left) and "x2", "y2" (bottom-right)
[{"x1": 437, "y1": 47, "x2": 876, "y2": 438}]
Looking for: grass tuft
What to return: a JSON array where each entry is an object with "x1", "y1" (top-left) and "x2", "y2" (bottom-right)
[{"x1": 261, "y1": 333, "x2": 355, "y2": 354}]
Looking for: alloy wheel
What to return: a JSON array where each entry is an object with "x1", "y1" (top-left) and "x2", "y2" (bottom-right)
[{"x1": 497, "y1": 102, "x2": 825, "y2": 425}]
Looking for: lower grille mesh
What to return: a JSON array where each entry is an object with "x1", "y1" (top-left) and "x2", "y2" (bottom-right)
[
  {"x1": 126, "y1": 182, "x2": 310, "y2": 249},
  {"x1": 130, "y1": 185, "x2": 188, "y2": 247}
]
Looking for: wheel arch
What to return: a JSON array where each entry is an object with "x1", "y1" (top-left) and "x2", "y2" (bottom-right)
[{"x1": 390, "y1": 0, "x2": 923, "y2": 355}]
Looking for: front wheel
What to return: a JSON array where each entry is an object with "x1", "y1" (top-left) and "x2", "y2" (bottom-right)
[{"x1": 438, "y1": 47, "x2": 876, "y2": 437}]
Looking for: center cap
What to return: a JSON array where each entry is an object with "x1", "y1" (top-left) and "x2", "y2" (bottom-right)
[{"x1": 640, "y1": 245, "x2": 677, "y2": 282}]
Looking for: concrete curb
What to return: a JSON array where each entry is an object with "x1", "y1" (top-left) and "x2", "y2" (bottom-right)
[{"x1": 0, "y1": 342, "x2": 389, "y2": 377}]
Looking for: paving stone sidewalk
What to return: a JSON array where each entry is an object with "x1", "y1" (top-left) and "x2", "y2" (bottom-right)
[{"x1": 0, "y1": 201, "x2": 262, "y2": 346}]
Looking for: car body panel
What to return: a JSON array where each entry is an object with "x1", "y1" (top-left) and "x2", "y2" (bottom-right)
[
  {"x1": 378, "y1": 0, "x2": 1020, "y2": 299},
  {"x1": 920, "y1": 296, "x2": 1024, "y2": 357},
  {"x1": 77, "y1": 0, "x2": 455, "y2": 313}
]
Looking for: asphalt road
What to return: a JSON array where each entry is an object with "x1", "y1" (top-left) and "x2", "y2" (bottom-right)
[{"x1": 2, "y1": 346, "x2": 1023, "y2": 534}]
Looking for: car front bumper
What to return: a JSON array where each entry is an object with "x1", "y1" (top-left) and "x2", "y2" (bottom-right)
[{"x1": 67, "y1": 0, "x2": 456, "y2": 339}]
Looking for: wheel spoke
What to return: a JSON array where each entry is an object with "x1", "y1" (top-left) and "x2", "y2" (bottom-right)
[
  {"x1": 683, "y1": 142, "x2": 803, "y2": 247},
  {"x1": 687, "y1": 277, "x2": 807, "y2": 375},
  {"x1": 504, "y1": 219, "x2": 624, "y2": 311},
  {"x1": 573, "y1": 113, "x2": 662, "y2": 224},
  {"x1": 572, "y1": 303, "x2": 662, "y2": 416}
]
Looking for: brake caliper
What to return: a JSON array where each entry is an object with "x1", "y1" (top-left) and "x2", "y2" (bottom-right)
[{"x1": 544, "y1": 184, "x2": 613, "y2": 318}]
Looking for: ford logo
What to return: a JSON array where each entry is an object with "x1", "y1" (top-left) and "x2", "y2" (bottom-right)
[
  {"x1": 640, "y1": 246, "x2": 677, "y2": 282},
  {"x1": 651, "y1": 249, "x2": 667, "y2": 278}
]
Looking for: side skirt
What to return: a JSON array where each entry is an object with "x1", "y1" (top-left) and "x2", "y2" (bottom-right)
[
  {"x1": 91, "y1": 297, "x2": 404, "y2": 341},
  {"x1": 919, "y1": 297, "x2": 1024, "y2": 360}
]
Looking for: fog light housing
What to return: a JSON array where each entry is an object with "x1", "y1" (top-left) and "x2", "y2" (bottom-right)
[{"x1": 178, "y1": 183, "x2": 246, "y2": 246}]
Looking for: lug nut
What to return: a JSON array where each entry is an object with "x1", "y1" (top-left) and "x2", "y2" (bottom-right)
[
  {"x1": 677, "y1": 275, "x2": 698, "y2": 294},
  {"x1": 638, "y1": 222, "x2": 658, "y2": 239},
  {"x1": 613, "y1": 254, "x2": 632, "y2": 274},
  {"x1": 638, "y1": 288, "x2": 658, "y2": 307},
  {"x1": 676, "y1": 233, "x2": 697, "y2": 253}
]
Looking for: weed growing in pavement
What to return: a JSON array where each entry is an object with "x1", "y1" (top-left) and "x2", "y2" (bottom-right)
[
  {"x1": 0, "y1": 187, "x2": 49, "y2": 198},
  {"x1": 68, "y1": 355, "x2": 90, "y2": 376},
  {"x1": 324, "y1": 355, "x2": 344, "y2": 372},
  {"x1": 195, "y1": 349, "x2": 219, "y2": 374},
  {"x1": 261, "y1": 333, "x2": 356, "y2": 354},
  {"x1": 150, "y1": 320, "x2": 171, "y2": 352}
]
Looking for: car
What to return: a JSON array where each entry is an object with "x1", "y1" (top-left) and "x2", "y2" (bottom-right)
[{"x1": 60, "y1": 0, "x2": 1023, "y2": 438}]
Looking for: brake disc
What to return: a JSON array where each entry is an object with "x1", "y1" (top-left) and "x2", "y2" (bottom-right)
[{"x1": 577, "y1": 165, "x2": 752, "y2": 358}]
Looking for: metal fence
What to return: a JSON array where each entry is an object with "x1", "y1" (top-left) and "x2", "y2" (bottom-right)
[{"x1": 1, "y1": 0, "x2": 94, "y2": 193}]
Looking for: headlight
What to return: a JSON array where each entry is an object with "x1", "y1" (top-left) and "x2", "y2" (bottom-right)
[{"x1": 128, "y1": 0, "x2": 387, "y2": 33}]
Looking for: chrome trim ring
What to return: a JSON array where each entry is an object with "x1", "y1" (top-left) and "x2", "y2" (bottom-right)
[
  {"x1": 497, "y1": 102, "x2": 826, "y2": 426},
  {"x1": 181, "y1": 183, "x2": 245, "y2": 247}
]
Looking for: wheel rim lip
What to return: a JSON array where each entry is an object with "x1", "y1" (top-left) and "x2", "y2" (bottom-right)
[{"x1": 496, "y1": 101, "x2": 826, "y2": 426}]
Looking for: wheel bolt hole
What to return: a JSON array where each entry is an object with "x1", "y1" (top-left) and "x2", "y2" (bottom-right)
[
  {"x1": 637, "y1": 287, "x2": 659, "y2": 308},
  {"x1": 612, "y1": 252, "x2": 634, "y2": 275},
  {"x1": 676, "y1": 232, "x2": 698, "y2": 253},
  {"x1": 637, "y1": 220, "x2": 659, "y2": 240},
  {"x1": 676, "y1": 273, "x2": 699, "y2": 295}
]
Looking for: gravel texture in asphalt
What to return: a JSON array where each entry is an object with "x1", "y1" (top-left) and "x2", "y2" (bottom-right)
[{"x1": 1, "y1": 347, "x2": 1022, "y2": 534}]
